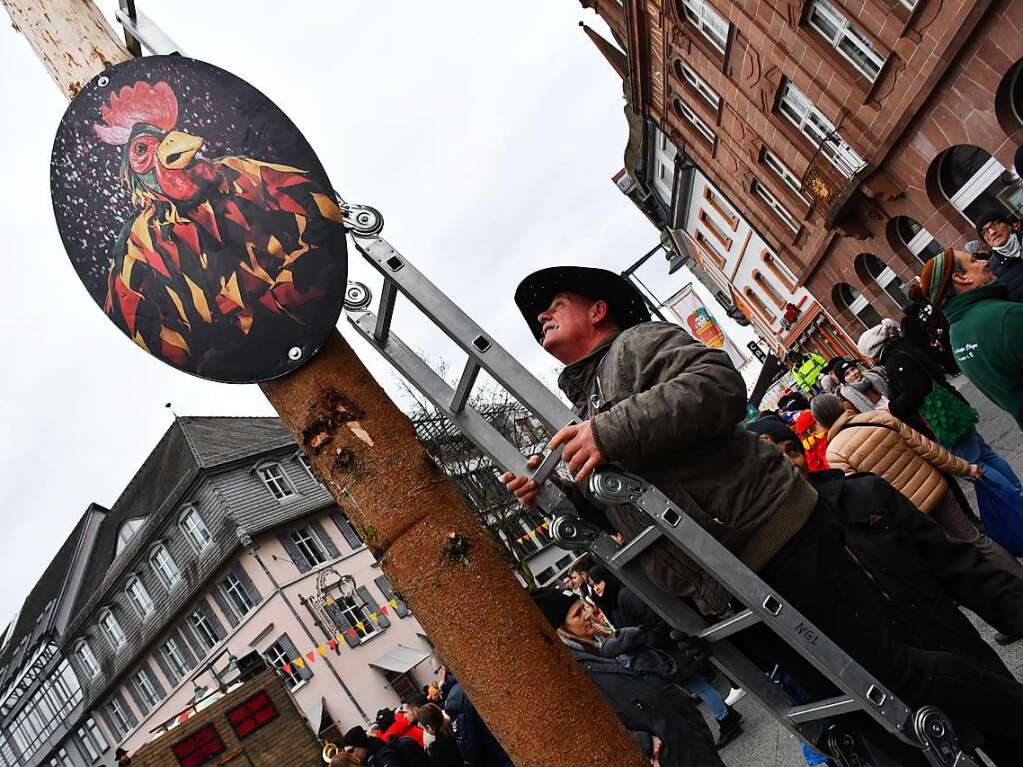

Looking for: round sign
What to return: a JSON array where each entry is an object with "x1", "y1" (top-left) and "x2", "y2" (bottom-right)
[{"x1": 51, "y1": 56, "x2": 348, "y2": 383}]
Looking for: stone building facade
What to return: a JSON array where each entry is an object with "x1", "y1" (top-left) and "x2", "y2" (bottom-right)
[{"x1": 579, "y1": 0, "x2": 1023, "y2": 344}]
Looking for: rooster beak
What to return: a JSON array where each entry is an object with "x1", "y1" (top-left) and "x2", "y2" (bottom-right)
[{"x1": 157, "y1": 130, "x2": 204, "y2": 170}]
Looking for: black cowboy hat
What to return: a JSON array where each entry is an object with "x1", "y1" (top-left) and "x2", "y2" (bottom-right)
[{"x1": 514, "y1": 266, "x2": 651, "y2": 343}]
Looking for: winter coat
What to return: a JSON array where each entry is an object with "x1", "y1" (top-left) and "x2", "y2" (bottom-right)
[
  {"x1": 879, "y1": 336, "x2": 958, "y2": 437},
  {"x1": 824, "y1": 409, "x2": 970, "y2": 513},
  {"x1": 369, "y1": 737, "x2": 432, "y2": 767},
  {"x1": 383, "y1": 712, "x2": 425, "y2": 747},
  {"x1": 987, "y1": 231, "x2": 1023, "y2": 301},
  {"x1": 600, "y1": 626, "x2": 678, "y2": 679},
  {"x1": 443, "y1": 682, "x2": 514, "y2": 767},
  {"x1": 559, "y1": 322, "x2": 817, "y2": 614},
  {"x1": 810, "y1": 470, "x2": 1023, "y2": 677},
  {"x1": 562, "y1": 638, "x2": 724, "y2": 767},
  {"x1": 792, "y1": 353, "x2": 827, "y2": 392},
  {"x1": 942, "y1": 282, "x2": 1023, "y2": 428},
  {"x1": 426, "y1": 731, "x2": 464, "y2": 767}
]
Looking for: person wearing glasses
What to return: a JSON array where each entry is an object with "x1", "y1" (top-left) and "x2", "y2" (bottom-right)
[{"x1": 975, "y1": 211, "x2": 1023, "y2": 301}]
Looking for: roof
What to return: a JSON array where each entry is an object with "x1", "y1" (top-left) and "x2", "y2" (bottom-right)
[{"x1": 70, "y1": 417, "x2": 296, "y2": 619}]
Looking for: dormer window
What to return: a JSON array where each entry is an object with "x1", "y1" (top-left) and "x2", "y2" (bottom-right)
[
  {"x1": 180, "y1": 507, "x2": 212, "y2": 553},
  {"x1": 98, "y1": 610, "x2": 126, "y2": 652},
  {"x1": 257, "y1": 463, "x2": 295, "y2": 500},
  {"x1": 125, "y1": 576, "x2": 154, "y2": 621},
  {"x1": 115, "y1": 518, "x2": 147, "y2": 557},
  {"x1": 150, "y1": 544, "x2": 181, "y2": 589},
  {"x1": 74, "y1": 640, "x2": 100, "y2": 678}
]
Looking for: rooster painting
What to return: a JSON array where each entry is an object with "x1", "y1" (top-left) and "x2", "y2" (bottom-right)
[{"x1": 91, "y1": 78, "x2": 345, "y2": 378}]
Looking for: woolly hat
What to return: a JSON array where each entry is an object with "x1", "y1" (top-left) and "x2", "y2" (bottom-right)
[
  {"x1": 856, "y1": 318, "x2": 899, "y2": 358},
  {"x1": 908, "y1": 248, "x2": 956, "y2": 308},
  {"x1": 792, "y1": 410, "x2": 817, "y2": 439},
  {"x1": 810, "y1": 394, "x2": 846, "y2": 428},
  {"x1": 375, "y1": 708, "x2": 396, "y2": 730},
  {"x1": 746, "y1": 415, "x2": 799, "y2": 445},
  {"x1": 529, "y1": 587, "x2": 578, "y2": 629},
  {"x1": 342, "y1": 726, "x2": 371, "y2": 748}
]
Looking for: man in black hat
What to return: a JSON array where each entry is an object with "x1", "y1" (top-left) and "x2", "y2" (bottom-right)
[
  {"x1": 502, "y1": 266, "x2": 1023, "y2": 764},
  {"x1": 975, "y1": 210, "x2": 1023, "y2": 301},
  {"x1": 341, "y1": 725, "x2": 429, "y2": 767}
]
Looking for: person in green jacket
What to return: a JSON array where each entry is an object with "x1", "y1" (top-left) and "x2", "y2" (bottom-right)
[
  {"x1": 788, "y1": 351, "x2": 827, "y2": 394},
  {"x1": 912, "y1": 248, "x2": 1023, "y2": 430}
]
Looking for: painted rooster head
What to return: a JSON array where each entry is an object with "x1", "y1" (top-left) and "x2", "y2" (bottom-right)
[{"x1": 94, "y1": 80, "x2": 215, "y2": 205}]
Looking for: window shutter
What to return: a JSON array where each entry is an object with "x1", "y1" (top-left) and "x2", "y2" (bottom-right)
[
  {"x1": 101, "y1": 708, "x2": 123, "y2": 740},
  {"x1": 232, "y1": 564, "x2": 261, "y2": 602},
  {"x1": 119, "y1": 692, "x2": 138, "y2": 728},
  {"x1": 198, "y1": 600, "x2": 226, "y2": 641},
  {"x1": 210, "y1": 585, "x2": 239, "y2": 628},
  {"x1": 126, "y1": 679, "x2": 149, "y2": 716},
  {"x1": 310, "y1": 522, "x2": 340, "y2": 559},
  {"x1": 374, "y1": 575, "x2": 409, "y2": 618},
  {"x1": 323, "y1": 602, "x2": 360, "y2": 648},
  {"x1": 356, "y1": 586, "x2": 390, "y2": 629},
  {"x1": 278, "y1": 534, "x2": 311, "y2": 573},
  {"x1": 153, "y1": 645, "x2": 179, "y2": 686},
  {"x1": 278, "y1": 634, "x2": 312, "y2": 681},
  {"x1": 145, "y1": 664, "x2": 166, "y2": 698},
  {"x1": 331, "y1": 509, "x2": 363, "y2": 550}
]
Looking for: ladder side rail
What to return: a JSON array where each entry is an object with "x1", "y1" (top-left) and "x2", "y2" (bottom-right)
[
  {"x1": 589, "y1": 534, "x2": 827, "y2": 747},
  {"x1": 614, "y1": 476, "x2": 916, "y2": 742},
  {"x1": 353, "y1": 235, "x2": 578, "y2": 434}
]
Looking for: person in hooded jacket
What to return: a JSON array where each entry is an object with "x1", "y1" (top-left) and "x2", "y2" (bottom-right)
[
  {"x1": 440, "y1": 669, "x2": 514, "y2": 767},
  {"x1": 418, "y1": 703, "x2": 463, "y2": 767},
  {"x1": 531, "y1": 588, "x2": 724, "y2": 767},
  {"x1": 974, "y1": 211, "x2": 1023, "y2": 301}
]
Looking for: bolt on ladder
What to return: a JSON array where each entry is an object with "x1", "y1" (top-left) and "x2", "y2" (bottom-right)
[{"x1": 341, "y1": 220, "x2": 980, "y2": 767}]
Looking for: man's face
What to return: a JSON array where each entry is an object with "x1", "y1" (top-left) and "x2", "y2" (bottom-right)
[
  {"x1": 561, "y1": 599, "x2": 595, "y2": 641},
  {"x1": 844, "y1": 367, "x2": 863, "y2": 384},
  {"x1": 567, "y1": 569, "x2": 586, "y2": 589},
  {"x1": 536, "y1": 292, "x2": 607, "y2": 364},
  {"x1": 954, "y1": 250, "x2": 994, "y2": 292},
  {"x1": 980, "y1": 218, "x2": 1011, "y2": 248},
  {"x1": 780, "y1": 441, "x2": 807, "y2": 474}
]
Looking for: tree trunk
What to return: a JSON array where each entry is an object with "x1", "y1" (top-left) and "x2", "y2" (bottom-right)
[{"x1": 3, "y1": 3, "x2": 648, "y2": 764}]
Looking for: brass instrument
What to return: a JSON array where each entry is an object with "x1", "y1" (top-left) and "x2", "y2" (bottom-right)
[{"x1": 322, "y1": 741, "x2": 339, "y2": 763}]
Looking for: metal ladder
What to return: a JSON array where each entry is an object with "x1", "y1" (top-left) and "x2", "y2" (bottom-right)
[{"x1": 339, "y1": 210, "x2": 980, "y2": 767}]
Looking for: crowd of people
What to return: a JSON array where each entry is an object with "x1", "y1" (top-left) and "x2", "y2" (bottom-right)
[{"x1": 494, "y1": 253, "x2": 1023, "y2": 766}]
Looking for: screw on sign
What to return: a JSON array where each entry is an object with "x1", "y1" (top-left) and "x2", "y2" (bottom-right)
[{"x1": 50, "y1": 56, "x2": 348, "y2": 383}]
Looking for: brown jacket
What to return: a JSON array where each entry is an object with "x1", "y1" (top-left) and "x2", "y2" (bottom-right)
[
  {"x1": 825, "y1": 409, "x2": 970, "y2": 513},
  {"x1": 560, "y1": 322, "x2": 817, "y2": 614}
]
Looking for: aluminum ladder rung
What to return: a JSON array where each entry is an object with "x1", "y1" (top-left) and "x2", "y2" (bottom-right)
[
  {"x1": 450, "y1": 359, "x2": 481, "y2": 414},
  {"x1": 374, "y1": 278, "x2": 398, "y2": 344},
  {"x1": 698, "y1": 608, "x2": 761, "y2": 642},
  {"x1": 608, "y1": 525, "x2": 663, "y2": 567}
]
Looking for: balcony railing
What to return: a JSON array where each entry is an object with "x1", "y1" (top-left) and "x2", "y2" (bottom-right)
[{"x1": 801, "y1": 130, "x2": 869, "y2": 227}]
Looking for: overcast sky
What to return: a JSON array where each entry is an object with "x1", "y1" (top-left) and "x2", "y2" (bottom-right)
[{"x1": 0, "y1": 1, "x2": 755, "y2": 627}]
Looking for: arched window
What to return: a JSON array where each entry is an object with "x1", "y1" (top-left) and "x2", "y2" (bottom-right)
[
  {"x1": 73, "y1": 640, "x2": 99, "y2": 679},
  {"x1": 125, "y1": 576, "x2": 154, "y2": 621},
  {"x1": 742, "y1": 287, "x2": 774, "y2": 325},
  {"x1": 98, "y1": 609, "x2": 126, "y2": 652},
  {"x1": 180, "y1": 507, "x2": 212, "y2": 553},
  {"x1": 150, "y1": 544, "x2": 181, "y2": 589},
  {"x1": 997, "y1": 58, "x2": 1023, "y2": 129},
  {"x1": 761, "y1": 251, "x2": 797, "y2": 291},
  {"x1": 751, "y1": 270, "x2": 786, "y2": 309},
  {"x1": 858, "y1": 254, "x2": 910, "y2": 308},
  {"x1": 937, "y1": 145, "x2": 1023, "y2": 224},
  {"x1": 834, "y1": 283, "x2": 882, "y2": 329},
  {"x1": 891, "y1": 216, "x2": 942, "y2": 264},
  {"x1": 116, "y1": 518, "x2": 147, "y2": 557}
]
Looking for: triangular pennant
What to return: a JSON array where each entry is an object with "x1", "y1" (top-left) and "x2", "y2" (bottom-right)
[
  {"x1": 294, "y1": 657, "x2": 305, "y2": 669},
  {"x1": 379, "y1": 605, "x2": 388, "y2": 615},
  {"x1": 370, "y1": 612, "x2": 379, "y2": 622},
  {"x1": 542, "y1": 521, "x2": 549, "y2": 528},
  {"x1": 325, "y1": 595, "x2": 335, "y2": 606},
  {"x1": 328, "y1": 639, "x2": 338, "y2": 650},
  {"x1": 282, "y1": 663, "x2": 292, "y2": 676},
  {"x1": 306, "y1": 651, "x2": 317, "y2": 663},
  {"x1": 318, "y1": 645, "x2": 328, "y2": 657},
  {"x1": 389, "y1": 599, "x2": 399, "y2": 609},
  {"x1": 347, "y1": 627, "x2": 358, "y2": 638},
  {"x1": 356, "y1": 621, "x2": 365, "y2": 631},
  {"x1": 336, "y1": 632, "x2": 345, "y2": 644}
]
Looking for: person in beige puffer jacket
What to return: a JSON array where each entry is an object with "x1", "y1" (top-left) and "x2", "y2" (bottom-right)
[{"x1": 810, "y1": 394, "x2": 1023, "y2": 579}]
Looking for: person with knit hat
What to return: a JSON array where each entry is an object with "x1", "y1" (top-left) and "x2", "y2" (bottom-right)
[
  {"x1": 341, "y1": 723, "x2": 430, "y2": 767},
  {"x1": 974, "y1": 210, "x2": 1023, "y2": 301},
  {"x1": 529, "y1": 588, "x2": 724, "y2": 766},
  {"x1": 915, "y1": 247, "x2": 1023, "y2": 431}
]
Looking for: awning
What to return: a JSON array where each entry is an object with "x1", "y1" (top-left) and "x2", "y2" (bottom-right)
[{"x1": 369, "y1": 645, "x2": 432, "y2": 674}]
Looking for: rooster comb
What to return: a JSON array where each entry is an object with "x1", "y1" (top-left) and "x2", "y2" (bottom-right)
[{"x1": 93, "y1": 80, "x2": 178, "y2": 146}]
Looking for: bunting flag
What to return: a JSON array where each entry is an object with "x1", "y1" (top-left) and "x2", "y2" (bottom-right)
[
  {"x1": 328, "y1": 639, "x2": 338, "y2": 650},
  {"x1": 388, "y1": 599, "x2": 399, "y2": 609},
  {"x1": 379, "y1": 605, "x2": 388, "y2": 615},
  {"x1": 356, "y1": 621, "x2": 365, "y2": 632},
  {"x1": 336, "y1": 632, "x2": 345, "y2": 644},
  {"x1": 325, "y1": 595, "x2": 336, "y2": 606},
  {"x1": 305, "y1": 651, "x2": 317, "y2": 664},
  {"x1": 515, "y1": 518, "x2": 553, "y2": 545},
  {"x1": 282, "y1": 663, "x2": 292, "y2": 676},
  {"x1": 318, "y1": 645, "x2": 328, "y2": 657},
  {"x1": 370, "y1": 612, "x2": 379, "y2": 622},
  {"x1": 347, "y1": 627, "x2": 358, "y2": 639},
  {"x1": 294, "y1": 657, "x2": 306, "y2": 669}
]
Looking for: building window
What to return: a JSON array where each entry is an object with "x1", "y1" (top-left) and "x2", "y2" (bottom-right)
[
  {"x1": 290, "y1": 527, "x2": 328, "y2": 567},
  {"x1": 107, "y1": 697, "x2": 132, "y2": 737},
  {"x1": 180, "y1": 508, "x2": 212, "y2": 553},
  {"x1": 338, "y1": 593, "x2": 379, "y2": 640},
  {"x1": 894, "y1": 216, "x2": 943, "y2": 264},
  {"x1": 48, "y1": 748, "x2": 74, "y2": 767},
  {"x1": 257, "y1": 464, "x2": 294, "y2": 500},
  {"x1": 86, "y1": 717, "x2": 108, "y2": 752},
  {"x1": 162, "y1": 636, "x2": 191, "y2": 680},
  {"x1": 861, "y1": 253, "x2": 910, "y2": 307},
  {"x1": 226, "y1": 692, "x2": 279, "y2": 739},
  {"x1": 742, "y1": 287, "x2": 775, "y2": 326},
  {"x1": 698, "y1": 210, "x2": 732, "y2": 249},
  {"x1": 189, "y1": 609, "x2": 220, "y2": 653},
  {"x1": 762, "y1": 148, "x2": 809, "y2": 202},
  {"x1": 778, "y1": 81, "x2": 864, "y2": 177},
  {"x1": 806, "y1": 0, "x2": 886, "y2": 81},
  {"x1": 116, "y1": 518, "x2": 146, "y2": 557},
  {"x1": 752, "y1": 180, "x2": 800, "y2": 233},
  {"x1": 702, "y1": 186, "x2": 738, "y2": 230},
  {"x1": 762, "y1": 251, "x2": 798, "y2": 291},
  {"x1": 752, "y1": 270, "x2": 787, "y2": 309},
  {"x1": 171, "y1": 724, "x2": 226, "y2": 767},
  {"x1": 150, "y1": 544, "x2": 182, "y2": 589},
  {"x1": 77, "y1": 725, "x2": 100, "y2": 760},
  {"x1": 133, "y1": 668, "x2": 162, "y2": 709},
  {"x1": 835, "y1": 283, "x2": 883, "y2": 329},
  {"x1": 674, "y1": 60, "x2": 720, "y2": 110},
  {"x1": 677, "y1": 0, "x2": 729, "y2": 54},
  {"x1": 222, "y1": 573, "x2": 256, "y2": 616},
  {"x1": 937, "y1": 145, "x2": 1023, "y2": 224},
  {"x1": 75, "y1": 641, "x2": 100, "y2": 679},
  {"x1": 297, "y1": 453, "x2": 314, "y2": 478},
  {"x1": 674, "y1": 97, "x2": 716, "y2": 145},
  {"x1": 125, "y1": 576, "x2": 154, "y2": 621},
  {"x1": 264, "y1": 636, "x2": 309, "y2": 690},
  {"x1": 99, "y1": 610, "x2": 126, "y2": 652},
  {"x1": 695, "y1": 231, "x2": 727, "y2": 269}
]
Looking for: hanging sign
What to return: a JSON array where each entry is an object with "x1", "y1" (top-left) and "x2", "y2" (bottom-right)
[
  {"x1": 51, "y1": 56, "x2": 348, "y2": 383},
  {"x1": 668, "y1": 285, "x2": 747, "y2": 368}
]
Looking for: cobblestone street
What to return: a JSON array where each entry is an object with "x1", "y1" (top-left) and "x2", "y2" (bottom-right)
[{"x1": 719, "y1": 378, "x2": 1023, "y2": 766}]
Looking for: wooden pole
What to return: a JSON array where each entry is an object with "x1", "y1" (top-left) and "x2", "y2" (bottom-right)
[{"x1": 2, "y1": 3, "x2": 647, "y2": 765}]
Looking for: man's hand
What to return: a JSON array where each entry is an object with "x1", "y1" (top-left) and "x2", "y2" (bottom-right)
[
  {"x1": 549, "y1": 420, "x2": 605, "y2": 484},
  {"x1": 651, "y1": 736, "x2": 663, "y2": 767},
  {"x1": 968, "y1": 464, "x2": 984, "y2": 480},
  {"x1": 499, "y1": 455, "x2": 542, "y2": 508}
]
